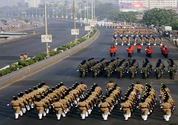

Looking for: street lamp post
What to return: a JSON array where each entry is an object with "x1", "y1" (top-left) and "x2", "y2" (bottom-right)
[
  {"x1": 86, "y1": 0, "x2": 89, "y2": 38},
  {"x1": 44, "y1": 0, "x2": 49, "y2": 57},
  {"x1": 73, "y1": 0, "x2": 77, "y2": 42}
]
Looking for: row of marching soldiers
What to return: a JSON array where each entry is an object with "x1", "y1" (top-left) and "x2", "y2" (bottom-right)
[
  {"x1": 160, "y1": 83, "x2": 175, "y2": 122},
  {"x1": 7, "y1": 81, "x2": 88, "y2": 120},
  {"x1": 120, "y1": 82, "x2": 157, "y2": 121},
  {"x1": 77, "y1": 83, "x2": 102, "y2": 120}
]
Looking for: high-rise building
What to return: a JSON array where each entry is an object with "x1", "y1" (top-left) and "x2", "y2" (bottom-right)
[
  {"x1": 25, "y1": 0, "x2": 41, "y2": 8},
  {"x1": 148, "y1": 0, "x2": 177, "y2": 9}
]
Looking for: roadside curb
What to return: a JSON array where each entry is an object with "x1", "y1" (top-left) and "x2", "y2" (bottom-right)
[
  {"x1": 0, "y1": 29, "x2": 100, "y2": 89},
  {"x1": 0, "y1": 32, "x2": 40, "y2": 44}
]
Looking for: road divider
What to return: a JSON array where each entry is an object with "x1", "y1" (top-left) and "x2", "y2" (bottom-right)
[{"x1": 0, "y1": 28, "x2": 99, "y2": 88}]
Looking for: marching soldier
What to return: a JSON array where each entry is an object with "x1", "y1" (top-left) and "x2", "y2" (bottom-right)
[
  {"x1": 100, "y1": 99, "x2": 110, "y2": 121},
  {"x1": 77, "y1": 98, "x2": 89, "y2": 120},
  {"x1": 34, "y1": 98, "x2": 46, "y2": 120},
  {"x1": 52, "y1": 98, "x2": 64, "y2": 120},
  {"x1": 7, "y1": 96, "x2": 23, "y2": 119},
  {"x1": 127, "y1": 46, "x2": 133, "y2": 57},
  {"x1": 136, "y1": 44, "x2": 142, "y2": 53},
  {"x1": 163, "y1": 47, "x2": 169, "y2": 58},
  {"x1": 134, "y1": 82, "x2": 144, "y2": 99}
]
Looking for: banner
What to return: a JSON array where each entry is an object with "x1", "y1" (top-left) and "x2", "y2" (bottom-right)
[
  {"x1": 41, "y1": 35, "x2": 52, "y2": 42},
  {"x1": 131, "y1": 2, "x2": 143, "y2": 9},
  {"x1": 71, "y1": 29, "x2": 79, "y2": 35},
  {"x1": 85, "y1": 26, "x2": 91, "y2": 31},
  {"x1": 120, "y1": 2, "x2": 131, "y2": 9}
]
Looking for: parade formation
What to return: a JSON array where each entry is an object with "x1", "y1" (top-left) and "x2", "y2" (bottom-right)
[
  {"x1": 77, "y1": 58, "x2": 177, "y2": 79},
  {"x1": 7, "y1": 81, "x2": 175, "y2": 122}
]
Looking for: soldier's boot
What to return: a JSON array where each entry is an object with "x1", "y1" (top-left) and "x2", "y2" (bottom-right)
[
  {"x1": 19, "y1": 110, "x2": 23, "y2": 116},
  {"x1": 31, "y1": 104, "x2": 34, "y2": 108},
  {"x1": 103, "y1": 114, "x2": 108, "y2": 121},
  {"x1": 56, "y1": 114, "x2": 61, "y2": 120},
  {"x1": 26, "y1": 105, "x2": 30, "y2": 111},
  {"x1": 165, "y1": 115, "x2": 170, "y2": 122},
  {"x1": 81, "y1": 114, "x2": 85, "y2": 120},
  {"x1": 88, "y1": 109, "x2": 92, "y2": 114},
  {"x1": 22, "y1": 108, "x2": 26, "y2": 113},
  {"x1": 124, "y1": 114, "x2": 129, "y2": 121},
  {"x1": 43, "y1": 111, "x2": 46, "y2": 116},
  {"x1": 38, "y1": 114, "x2": 42, "y2": 120},
  {"x1": 142, "y1": 115, "x2": 148, "y2": 121},
  {"x1": 15, "y1": 113, "x2": 19, "y2": 119},
  {"x1": 62, "y1": 112, "x2": 66, "y2": 117},
  {"x1": 46, "y1": 109, "x2": 49, "y2": 114},
  {"x1": 85, "y1": 112, "x2": 88, "y2": 117}
]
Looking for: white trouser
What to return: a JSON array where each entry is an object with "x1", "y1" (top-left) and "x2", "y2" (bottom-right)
[
  {"x1": 141, "y1": 115, "x2": 148, "y2": 121},
  {"x1": 19, "y1": 111, "x2": 23, "y2": 116},
  {"x1": 62, "y1": 112, "x2": 66, "y2": 117},
  {"x1": 56, "y1": 114, "x2": 61, "y2": 120},
  {"x1": 38, "y1": 114, "x2": 42, "y2": 119},
  {"x1": 43, "y1": 111, "x2": 46, "y2": 116},
  {"x1": 81, "y1": 114, "x2": 85, "y2": 119},
  {"x1": 26, "y1": 105, "x2": 30, "y2": 111},
  {"x1": 15, "y1": 113, "x2": 19, "y2": 119},
  {"x1": 103, "y1": 114, "x2": 108, "y2": 121},
  {"x1": 124, "y1": 114, "x2": 129, "y2": 120},
  {"x1": 85, "y1": 112, "x2": 88, "y2": 117}
]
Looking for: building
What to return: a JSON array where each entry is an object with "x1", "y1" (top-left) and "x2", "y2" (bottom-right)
[
  {"x1": 148, "y1": 0, "x2": 177, "y2": 9},
  {"x1": 25, "y1": 0, "x2": 41, "y2": 8},
  {"x1": 3, "y1": 0, "x2": 22, "y2": 7}
]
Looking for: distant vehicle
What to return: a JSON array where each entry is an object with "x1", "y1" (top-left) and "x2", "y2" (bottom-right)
[{"x1": 33, "y1": 24, "x2": 39, "y2": 27}]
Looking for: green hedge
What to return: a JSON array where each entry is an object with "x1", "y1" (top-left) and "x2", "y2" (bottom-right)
[{"x1": 0, "y1": 28, "x2": 97, "y2": 77}]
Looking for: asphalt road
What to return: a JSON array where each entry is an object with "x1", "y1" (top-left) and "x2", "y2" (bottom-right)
[
  {"x1": 0, "y1": 19, "x2": 86, "y2": 69},
  {"x1": 0, "y1": 27, "x2": 178, "y2": 125}
]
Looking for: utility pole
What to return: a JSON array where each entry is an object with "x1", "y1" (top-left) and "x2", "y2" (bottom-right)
[
  {"x1": 94, "y1": 0, "x2": 95, "y2": 20},
  {"x1": 73, "y1": 0, "x2": 77, "y2": 42},
  {"x1": 44, "y1": 0, "x2": 49, "y2": 57},
  {"x1": 86, "y1": 0, "x2": 90, "y2": 38},
  {"x1": 91, "y1": 0, "x2": 93, "y2": 21}
]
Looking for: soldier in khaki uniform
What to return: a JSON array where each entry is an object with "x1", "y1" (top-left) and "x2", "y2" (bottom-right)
[
  {"x1": 77, "y1": 98, "x2": 89, "y2": 120},
  {"x1": 134, "y1": 82, "x2": 144, "y2": 99},
  {"x1": 34, "y1": 98, "x2": 46, "y2": 120},
  {"x1": 7, "y1": 96, "x2": 22, "y2": 119},
  {"x1": 106, "y1": 81, "x2": 115, "y2": 91},
  {"x1": 52, "y1": 98, "x2": 64, "y2": 120},
  {"x1": 120, "y1": 102, "x2": 132, "y2": 121},
  {"x1": 138, "y1": 102, "x2": 150, "y2": 121},
  {"x1": 100, "y1": 99, "x2": 110, "y2": 121}
]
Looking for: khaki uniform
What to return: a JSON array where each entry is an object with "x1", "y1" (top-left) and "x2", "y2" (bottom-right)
[
  {"x1": 100, "y1": 102, "x2": 110, "y2": 115},
  {"x1": 53, "y1": 102, "x2": 64, "y2": 114},
  {"x1": 11, "y1": 100, "x2": 21, "y2": 113},
  {"x1": 34, "y1": 101, "x2": 45, "y2": 114},
  {"x1": 134, "y1": 84, "x2": 144, "y2": 95}
]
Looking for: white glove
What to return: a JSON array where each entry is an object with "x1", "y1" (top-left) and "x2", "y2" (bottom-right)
[
  {"x1": 120, "y1": 108, "x2": 122, "y2": 110},
  {"x1": 137, "y1": 106, "x2": 139, "y2": 109},
  {"x1": 7, "y1": 104, "x2": 9, "y2": 106},
  {"x1": 77, "y1": 70, "x2": 79, "y2": 72}
]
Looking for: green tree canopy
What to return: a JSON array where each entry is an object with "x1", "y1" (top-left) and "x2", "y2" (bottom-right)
[
  {"x1": 142, "y1": 8, "x2": 178, "y2": 27},
  {"x1": 108, "y1": 11, "x2": 138, "y2": 23}
]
